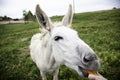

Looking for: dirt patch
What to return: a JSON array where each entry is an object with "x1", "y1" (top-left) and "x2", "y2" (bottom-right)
[
  {"x1": 19, "y1": 46, "x2": 30, "y2": 55},
  {"x1": 0, "y1": 20, "x2": 26, "y2": 24}
]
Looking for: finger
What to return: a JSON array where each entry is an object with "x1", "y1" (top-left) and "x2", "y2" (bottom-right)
[{"x1": 88, "y1": 74, "x2": 96, "y2": 80}]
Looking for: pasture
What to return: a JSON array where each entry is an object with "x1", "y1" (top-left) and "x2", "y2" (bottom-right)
[{"x1": 0, "y1": 9, "x2": 120, "y2": 80}]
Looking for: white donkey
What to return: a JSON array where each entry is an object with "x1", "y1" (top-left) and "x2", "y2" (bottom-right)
[{"x1": 30, "y1": 4, "x2": 102, "y2": 80}]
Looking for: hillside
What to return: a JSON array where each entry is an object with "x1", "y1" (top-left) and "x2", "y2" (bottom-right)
[{"x1": 0, "y1": 9, "x2": 120, "y2": 80}]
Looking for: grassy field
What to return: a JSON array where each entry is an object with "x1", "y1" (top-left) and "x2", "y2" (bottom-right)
[{"x1": 0, "y1": 9, "x2": 120, "y2": 80}]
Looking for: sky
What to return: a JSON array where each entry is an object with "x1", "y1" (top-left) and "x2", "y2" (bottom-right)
[{"x1": 0, "y1": 0, "x2": 120, "y2": 18}]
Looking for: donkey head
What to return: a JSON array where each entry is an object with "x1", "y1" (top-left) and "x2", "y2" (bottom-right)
[{"x1": 36, "y1": 4, "x2": 100, "y2": 77}]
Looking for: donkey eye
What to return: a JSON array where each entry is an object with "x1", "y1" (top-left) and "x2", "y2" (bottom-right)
[{"x1": 54, "y1": 36, "x2": 63, "y2": 41}]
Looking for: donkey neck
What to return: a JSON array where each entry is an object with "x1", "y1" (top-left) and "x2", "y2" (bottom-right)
[
  {"x1": 40, "y1": 32, "x2": 58, "y2": 71},
  {"x1": 41, "y1": 32, "x2": 52, "y2": 58}
]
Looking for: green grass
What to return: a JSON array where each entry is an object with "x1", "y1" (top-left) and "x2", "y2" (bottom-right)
[{"x1": 0, "y1": 9, "x2": 120, "y2": 80}]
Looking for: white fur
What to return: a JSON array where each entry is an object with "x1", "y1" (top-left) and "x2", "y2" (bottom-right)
[{"x1": 30, "y1": 4, "x2": 100, "y2": 80}]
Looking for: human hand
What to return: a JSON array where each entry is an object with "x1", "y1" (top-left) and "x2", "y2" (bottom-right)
[{"x1": 88, "y1": 73, "x2": 107, "y2": 80}]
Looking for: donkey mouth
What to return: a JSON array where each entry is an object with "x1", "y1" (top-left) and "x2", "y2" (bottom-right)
[
  {"x1": 78, "y1": 66, "x2": 98, "y2": 78},
  {"x1": 78, "y1": 66, "x2": 88, "y2": 77}
]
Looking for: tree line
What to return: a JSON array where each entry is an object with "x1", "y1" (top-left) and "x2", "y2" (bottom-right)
[
  {"x1": 0, "y1": 10, "x2": 36, "y2": 24},
  {"x1": 23, "y1": 10, "x2": 36, "y2": 24}
]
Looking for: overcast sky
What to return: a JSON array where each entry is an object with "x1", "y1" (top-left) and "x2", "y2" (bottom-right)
[{"x1": 0, "y1": 0, "x2": 120, "y2": 18}]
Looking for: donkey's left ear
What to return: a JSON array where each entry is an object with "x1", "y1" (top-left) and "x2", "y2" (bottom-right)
[
  {"x1": 62, "y1": 4, "x2": 73, "y2": 27},
  {"x1": 36, "y1": 4, "x2": 53, "y2": 31}
]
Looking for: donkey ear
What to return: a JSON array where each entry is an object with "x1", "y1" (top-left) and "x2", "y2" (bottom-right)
[
  {"x1": 36, "y1": 4, "x2": 53, "y2": 31},
  {"x1": 62, "y1": 4, "x2": 73, "y2": 27}
]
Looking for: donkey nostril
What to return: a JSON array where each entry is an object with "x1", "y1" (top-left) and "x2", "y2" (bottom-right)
[
  {"x1": 83, "y1": 54, "x2": 98, "y2": 63},
  {"x1": 83, "y1": 57, "x2": 90, "y2": 62}
]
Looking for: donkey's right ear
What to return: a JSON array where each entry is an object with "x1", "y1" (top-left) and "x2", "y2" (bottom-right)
[{"x1": 36, "y1": 4, "x2": 53, "y2": 31}]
